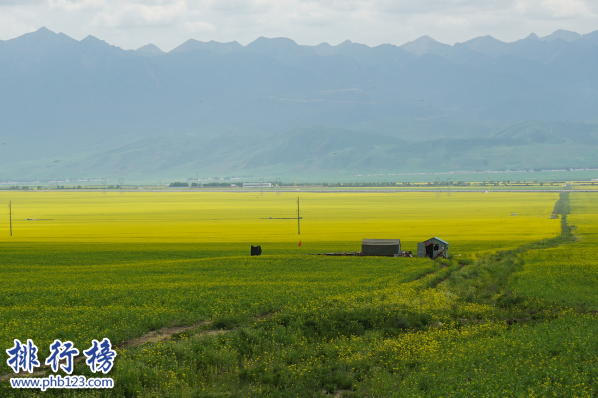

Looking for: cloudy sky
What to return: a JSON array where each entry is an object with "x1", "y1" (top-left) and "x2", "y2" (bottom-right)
[{"x1": 0, "y1": 0, "x2": 597, "y2": 51}]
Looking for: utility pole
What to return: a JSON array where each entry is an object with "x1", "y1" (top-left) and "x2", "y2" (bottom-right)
[
  {"x1": 9, "y1": 201, "x2": 12, "y2": 236},
  {"x1": 297, "y1": 196, "x2": 300, "y2": 235}
]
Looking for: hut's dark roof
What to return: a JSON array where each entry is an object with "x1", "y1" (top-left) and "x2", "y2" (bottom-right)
[
  {"x1": 362, "y1": 239, "x2": 401, "y2": 245},
  {"x1": 423, "y1": 237, "x2": 449, "y2": 245}
]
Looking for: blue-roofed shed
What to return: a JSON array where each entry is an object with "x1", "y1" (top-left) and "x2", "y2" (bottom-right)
[{"x1": 417, "y1": 237, "x2": 449, "y2": 259}]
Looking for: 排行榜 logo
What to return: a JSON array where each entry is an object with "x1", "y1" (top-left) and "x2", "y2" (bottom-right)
[{"x1": 6, "y1": 338, "x2": 116, "y2": 374}]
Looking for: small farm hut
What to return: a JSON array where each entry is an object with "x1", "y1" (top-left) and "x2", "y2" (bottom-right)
[
  {"x1": 417, "y1": 237, "x2": 449, "y2": 259},
  {"x1": 361, "y1": 239, "x2": 401, "y2": 256}
]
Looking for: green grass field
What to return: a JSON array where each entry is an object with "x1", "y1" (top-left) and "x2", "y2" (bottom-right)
[
  {"x1": 0, "y1": 191, "x2": 596, "y2": 397},
  {"x1": 509, "y1": 193, "x2": 598, "y2": 309}
]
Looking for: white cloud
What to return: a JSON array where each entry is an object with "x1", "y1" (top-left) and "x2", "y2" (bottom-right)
[
  {"x1": 540, "y1": 0, "x2": 593, "y2": 19},
  {"x1": 0, "y1": 11, "x2": 36, "y2": 39},
  {"x1": 206, "y1": 0, "x2": 270, "y2": 15},
  {"x1": 184, "y1": 20, "x2": 215, "y2": 32},
  {"x1": 0, "y1": 0, "x2": 45, "y2": 5},
  {"x1": 87, "y1": 1, "x2": 188, "y2": 28},
  {"x1": 0, "y1": 0, "x2": 597, "y2": 50},
  {"x1": 376, "y1": 0, "x2": 514, "y2": 15},
  {"x1": 48, "y1": 0, "x2": 107, "y2": 12},
  {"x1": 512, "y1": 0, "x2": 595, "y2": 19}
]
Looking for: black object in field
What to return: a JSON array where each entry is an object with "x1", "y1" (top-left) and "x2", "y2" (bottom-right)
[{"x1": 251, "y1": 245, "x2": 262, "y2": 256}]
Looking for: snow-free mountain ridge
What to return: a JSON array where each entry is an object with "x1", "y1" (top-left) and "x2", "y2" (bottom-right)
[{"x1": 1, "y1": 27, "x2": 598, "y2": 182}]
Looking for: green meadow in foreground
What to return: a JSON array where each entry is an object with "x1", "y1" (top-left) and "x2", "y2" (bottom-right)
[{"x1": 1, "y1": 192, "x2": 597, "y2": 397}]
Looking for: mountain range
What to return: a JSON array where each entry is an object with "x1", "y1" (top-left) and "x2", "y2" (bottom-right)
[{"x1": 1, "y1": 28, "x2": 597, "y2": 182}]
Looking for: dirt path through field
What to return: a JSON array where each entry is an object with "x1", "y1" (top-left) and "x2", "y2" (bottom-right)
[
  {"x1": 116, "y1": 321, "x2": 212, "y2": 349},
  {"x1": 1, "y1": 320, "x2": 224, "y2": 381}
]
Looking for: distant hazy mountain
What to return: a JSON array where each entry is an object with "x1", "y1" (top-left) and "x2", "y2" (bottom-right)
[
  {"x1": 1, "y1": 27, "x2": 597, "y2": 182},
  {"x1": 540, "y1": 29, "x2": 582, "y2": 42},
  {"x1": 170, "y1": 39, "x2": 242, "y2": 54},
  {"x1": 462, "y1": 35, "x2": 510, "y2": 56},
  {"x1": 136, "y1": 44, "x2": 165, "y2": 56},
  {"x1": 400, "y1": 35, "x2": 452, "y2": 56}
]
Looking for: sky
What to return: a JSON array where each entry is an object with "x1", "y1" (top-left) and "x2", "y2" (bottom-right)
[{"x1": 0, "y1": 0, "x2": 597, "y2": 51}]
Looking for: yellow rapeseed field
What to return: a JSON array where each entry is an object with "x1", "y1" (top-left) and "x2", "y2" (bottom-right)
[
  {"x1": 1, "y1": 190, "x2": 596, "y2": 397},
  {"x1": 511, "y1": 193, "x2": 598, "y2": 308},
  {"x1": 0, "y1": 191, "x2": 559, "y2": 253}
]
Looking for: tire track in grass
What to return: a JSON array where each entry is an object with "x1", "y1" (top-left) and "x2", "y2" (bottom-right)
[
  {"x1": 437, "y1": 192, "x2": 575, "y2": 297},
  {"x1": 0, "y1": 319, "x2": 238, "y2": 381},
  {"x1": 0, "y1": 322, "x2": 205, "y2": 381},
  {"x1": 433, "y1": 192, "x2": 591, "y2": 328}
]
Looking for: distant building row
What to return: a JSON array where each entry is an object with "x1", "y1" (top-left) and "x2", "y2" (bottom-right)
[{"x1": 242, "y1": 183, "x2": 272, "y2": 188}]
